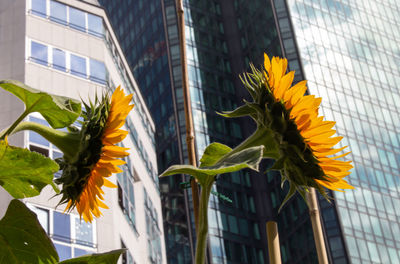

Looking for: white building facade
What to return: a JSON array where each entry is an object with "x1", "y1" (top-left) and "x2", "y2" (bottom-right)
[{"x1": 0, "y1": 0, "x2": 166, "y2": 263}]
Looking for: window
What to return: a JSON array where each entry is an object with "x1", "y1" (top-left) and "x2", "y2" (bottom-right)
[
  {"x1": 31, "y1": 0, "x2": 46, "y2": 17},
  {"x1": 28, "y1": 204, "x2": 96, "y2": 261},
  {"x1": 53, "y1": 211, "x2": 71, "y2": 242},
  {"x1": 27, "y1": 205, "x2": 49, "y2": 233},
  {"x1": 53, "y1": 48, "x2": 66, "y2": 71},
  {"x1": 31, "y1": 41, "x2": 48, "y2": 66},
  {"x1": 88, "y1": 13, "x2": 103, "y2": 37},
  {"x1": 117, "y1": 165, "x2": 137, "y2": 233},
  {"x1": 69, "y1": 7, "x2": 86, "y2": 32},
  {"x1": 89, "y1": 59, "x2": 106, "y2": 84},
  {"x1": 50, "y1": 0, "x2": 67, "y2": 25},
  {"x1": 70, "y1": 54, "x2": 87, "y2": 78}
]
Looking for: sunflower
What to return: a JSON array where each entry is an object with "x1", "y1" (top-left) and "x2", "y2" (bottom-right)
[
  {"x1": 262, "y1": 54, "x2": 353, "y2": 193},
  {"x1": 56, "y1": 86, "x2": 134, "y2": 222}
]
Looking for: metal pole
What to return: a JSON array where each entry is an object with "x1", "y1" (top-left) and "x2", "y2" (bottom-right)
[
  {"x1": 266, "y1": 221, "x2": 282, "y2": 264},
  {"x1": 306, "y1": 188, "x2": 329, "y2": 264},
  {"x1": 175, "y1": 0, "x2": 200, "y2": 232}
]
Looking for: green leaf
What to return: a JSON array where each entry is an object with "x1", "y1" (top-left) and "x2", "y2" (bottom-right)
[
  {"x1": 0, "y1": 80, "x2": 81, "y2": 129},
  {"x1": 58, "y1": 249, "x2": 125, "y2": 264},
  {"x1": 161, "y1": 146, "x2": 264, "y2": 186},
  {"x1": 217, "y1": 104, "x2": 257, "y2": 119},
  {"x1": 0, "y1": 141, "x2": 59, "y2": 198},
  {"x1": 0, "y1": 199, "x2": 59, "y2": 264},
  {"x1": 199, "y1": 142, "x2": 232, "y2": 167}
]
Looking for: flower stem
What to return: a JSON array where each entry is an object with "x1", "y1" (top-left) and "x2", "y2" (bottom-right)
[
  {"x1": 11, "y1": 121, "x2": 80, "y2": 160},
  {"x1": 195, "y1": 180, "x2": 213, "y2": 264},
  {"x1": 0, "y1": 109, "x2": 30, "y2": 140}
]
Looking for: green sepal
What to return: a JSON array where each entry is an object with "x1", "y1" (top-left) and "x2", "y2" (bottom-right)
[
  {"x1": 0, "y1": 141, "x2": 59, "y2": 199},
  {"x1": 0, "y1": 200, "x2": 59, "y2": 264},
  {"x1": 278, "y1": 182, "x2": 296, "y2": 213},
  {"x1": 268, "y1": 157, "x2": 285, "y2": 171},
  {"x1": 58, "y1": 249, "x2": 126, "y2": 264},
  {"x1": 0, "y1": 80, "x2": 81, "y2": 129},
  {"x1": 217, "y1": 103, "x2": 257, "y2": 119},
  {"x1": 161, "y1": 146, "x2": 264, "y2": 187}
]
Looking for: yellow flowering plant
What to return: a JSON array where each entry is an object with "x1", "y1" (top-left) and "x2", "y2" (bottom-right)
[
  {"x1": 161, "y1": 54, "x2": 353, "y2": 263},
  {"x1": 0, "y1": 80, "x2": 129, "y2": 263}
]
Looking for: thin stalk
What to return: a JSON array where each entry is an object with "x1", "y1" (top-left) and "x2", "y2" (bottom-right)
[
  {"x1": 306, "y1": 189, "x2": 328, "y2": 264},
  {"x1": 195, "y1": 181, "x2": 213, "y2": 264},
  {"x1": 0, "y1": 109, "x2": 30, "y2": 140},
  {"x1": 176, "y1": 0, "x2": 200, "y2": 231}
]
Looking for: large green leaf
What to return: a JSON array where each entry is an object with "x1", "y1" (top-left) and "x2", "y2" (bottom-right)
[
  {"x1": 161, "y1": 146, "x2": 264, "y2": 186},
  {"x1": 199, "y1": 142, "x2": 232, "y2": 167},
  {"x1": 0, "y1": 80, "x2": 81, "y2": 129},
  {"x1": 58, "y1": 249, "x2": 125, "y2": 264},
  {"x1": 0, "y1": 141, "x2": 59, "y2": 198},
  {"x1": 0, "y1": 199, "x2": 59, "y2": 264}
]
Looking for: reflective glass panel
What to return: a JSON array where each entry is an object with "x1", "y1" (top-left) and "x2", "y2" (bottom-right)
[
  {"x1": 54, "y1": 243, "x2": 71, "y2": 261},
  {"x1": 69, "y1": 7, "x2": 86, "y2": 32},
  {"x1": 52, "y1": 48, "x2": 66, "y2": 71},
  {"x1": 31, "y1": 41, "x2": 48, "y2": 66},
  {"x1": 89, "y1": 59, "x2": 106, "y2": 84},
  {"x1": 50, "y1": 0, "x2": 67, "y2": 25},
  {"x1": 70, "y1": 54, "x2": 87, "y2": 78},
  {"x1": 31, "y1": 0, "x2": 46, "y2": 17},
  {"x1": 75, "y1": 220, "x2": 93, "y2": 246},
  {"x1": 87, "y1": 13, "x2": 103, "y2": 37},
  {"x1": 53, "y1": 211, "x2": 71, "y2": 242},
  {"x1": 74, "y1": 248, "x2": 89, "y2": 257}
]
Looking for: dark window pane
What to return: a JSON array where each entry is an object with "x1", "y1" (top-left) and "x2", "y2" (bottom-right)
[
  {"x1": 54, "y1": 243, "x2": 71, "y2": 261},
  {"x1": 29, "y1": 145, "x2": 49, "y2": 157},
  {"x1": 53, "y1": 48, "x2": 66, "y2": 71},
  {"x1": 32, "y1": 0, "x2": 46, "y2": 18},
  {"x1": 88, "y1": 13, "x2": 103, "y2": 37},
  {"x1": 69, "y1": 7, "x2": 86, "y2": 32},
  {"x1": 70, "y1": 54, "x2": 87, "y2": 78},
  {"x1": 31, "y1": 41, "x2": 48, "y2": 66},
  {"x1": 89, "y1": 59, "x2": 106, "y2": 84},
  {"x1": 53, "y1": 211, "x2": 71, "y2": 242},
  {"x1": 50, "y1": 1, "x2": 67, "y2": 25}
]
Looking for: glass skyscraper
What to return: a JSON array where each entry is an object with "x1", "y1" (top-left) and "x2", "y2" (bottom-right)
[
  {"x1": 283, "y1": 0, "x2": 400, "y2": 263},
  {"x1": 99, "y1": 0, "x2": 400, "y2": 263}
]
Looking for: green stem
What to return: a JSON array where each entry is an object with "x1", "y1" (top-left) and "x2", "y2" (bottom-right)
[
  {"x1": 0, "y1": 109, "x2": 30, "y2": 140},
  {"x1": 195, "y1": 180, "x2": 214, "y2": 264},
  {"x1": 11, "y1": 121, "x2": 80, "y2": 160},
  {"x1": 218, "y1": 126, "x2": 279, "y2": 162}
]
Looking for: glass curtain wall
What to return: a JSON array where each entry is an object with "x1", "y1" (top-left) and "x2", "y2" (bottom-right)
[{"x1": 286, "y1": 0, "x2": 400, "y2": 263}]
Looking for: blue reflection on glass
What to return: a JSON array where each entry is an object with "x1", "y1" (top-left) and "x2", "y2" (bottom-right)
[
  {"x1": 74, "y1": 248, "x2": 89, "y2": 257},
  {"x1": 89, "y1": 59, "x2": 106, "y2": 84},
  {"x1": 31, "y1": 0, "x2": 46, "y2": 18},
  {"x1": 50, "y1": 0, "x2": 67, "y2": 25},
  {"x1": 29, "y1": 116, "x2": 49, "y2": 146},
  {"x1": 31, "y1": 41, "x2": 48, "y2": 66},
  {"x1": 53, "y1": 211, "x2": 71, "y2": 242},
  {"x1": 70, "y1": 54, "x2": 87, "y2": 78},
  {"x1": 75, "y1": 220, "x2": 93, "y2": 246},
  {"x1": 54, "y1": 243, "x2": 71, "y2": 261},
  {"x1": 53, "y1": 48, "x2": 66, "y2": 71},
  {"x1": 88, "y1": 13, "x2": 103, "y2": 37},
  {"x1": 69, "y1": 7, "x2": 86, "y2": 32}
]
